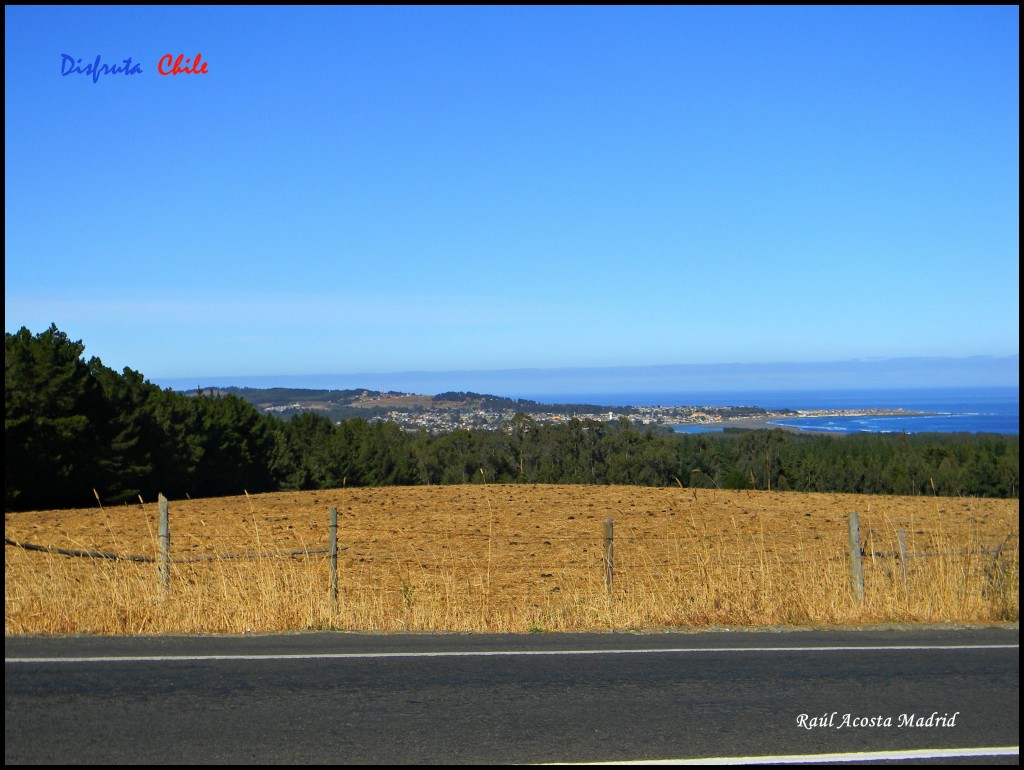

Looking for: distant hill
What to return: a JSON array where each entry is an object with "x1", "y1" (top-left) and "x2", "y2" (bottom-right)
[{"x1": 184, "y1": 386, "x2": 622, "y2": 421}]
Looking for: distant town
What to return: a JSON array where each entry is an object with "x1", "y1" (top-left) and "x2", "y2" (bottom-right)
[
  {"x1": 192, "y1": 386, "x2": 925, "y2": 433},
  {"x1": 356, "y1": 401, "x2": 756, "y2": 433}
]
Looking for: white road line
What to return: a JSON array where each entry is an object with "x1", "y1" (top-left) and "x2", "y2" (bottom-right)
[
  {"x1": 4, "y1": 643, "x2": 1018, "y2": 664},
  {"x1": 558, "y1": 746, "x2": 1020, "y2": 765}
]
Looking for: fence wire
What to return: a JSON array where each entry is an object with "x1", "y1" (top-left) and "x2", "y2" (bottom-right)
[
  {"x1": 5, "y1": 537, "x2": 331, "y2": 564},
  {"x1": 8, "y1": 513, "x2": 1017, "y2": 605}
]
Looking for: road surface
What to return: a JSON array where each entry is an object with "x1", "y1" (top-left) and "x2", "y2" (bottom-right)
[{"x1": 5, "y1": 627, "x2": 1018, "y2": 764}]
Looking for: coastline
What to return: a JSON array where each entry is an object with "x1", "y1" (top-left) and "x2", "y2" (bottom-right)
[
  {"x1": 672, "y1": 409, "x2": 935, "y2": 435},
  {"x1": 728, "y1": 416, "x2": 812, "y2": 433}
]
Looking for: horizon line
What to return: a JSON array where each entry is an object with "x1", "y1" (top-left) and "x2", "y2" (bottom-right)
[
  {"x1": 154, "y1": 354, "x2": 1020, "y2": 384},
  {"x1": 150, "y1": 355, "x2": 1020, "y2": 395}
]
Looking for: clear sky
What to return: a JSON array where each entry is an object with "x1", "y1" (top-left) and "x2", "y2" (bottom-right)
[{"x1": 4, "y1": 6, "x2": 1019, "y2": 391}]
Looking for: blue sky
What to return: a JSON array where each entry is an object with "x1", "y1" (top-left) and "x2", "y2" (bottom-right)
[{"x1": 4, "y1": 6, "x2": 1019, "y2": 393}]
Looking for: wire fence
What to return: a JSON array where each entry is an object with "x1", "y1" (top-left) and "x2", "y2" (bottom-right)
[
  {"x1": 6, "y1": 497, "x2": 1017, "y2": 610},
  {"x1": 3, "y1": 537, "x2": 329, "y2": 564}
]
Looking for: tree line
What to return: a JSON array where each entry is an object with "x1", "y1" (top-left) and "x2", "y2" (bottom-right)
[{"x1": 5, "y1": 325, "x2": 1019, "y2": 511}]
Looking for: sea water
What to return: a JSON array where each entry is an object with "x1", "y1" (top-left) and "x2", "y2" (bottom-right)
[{"x1": 523, "y1": 387, "x2": 1019, "y2": 436}]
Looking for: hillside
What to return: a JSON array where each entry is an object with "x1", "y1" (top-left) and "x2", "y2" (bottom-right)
[
  {"x1": 5, "y1": 485, "x2": 1018, "y2": 635},
  {"x1": 188, "y1": 386, "x2": 776, "y2": 426}
]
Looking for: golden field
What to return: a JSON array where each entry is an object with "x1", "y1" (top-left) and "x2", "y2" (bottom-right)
[{"x1": 4, "y1": 484, "x2": 1018, "y2": 635}]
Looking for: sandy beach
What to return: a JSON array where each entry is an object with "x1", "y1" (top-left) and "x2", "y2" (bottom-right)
[{"x1": 722, "y1": 416, "x2": 809, "y2": 433}]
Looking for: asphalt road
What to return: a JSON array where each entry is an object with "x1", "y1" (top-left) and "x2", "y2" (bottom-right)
[{"x1": 5, "y1": 627, "x2": 1019, "y2": 764}]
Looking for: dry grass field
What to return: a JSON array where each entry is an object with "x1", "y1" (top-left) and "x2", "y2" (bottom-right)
[{"x1": 5, "y1": 484, "x2": 1018, "y2": 635}]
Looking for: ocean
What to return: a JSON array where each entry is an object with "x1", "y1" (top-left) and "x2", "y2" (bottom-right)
[{"x1": 520, "y1": 387, "x2": 1019, "y2": 436}]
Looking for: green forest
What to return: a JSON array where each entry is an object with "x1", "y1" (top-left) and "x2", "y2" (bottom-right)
[{"x1": 6, "y1": 325, "x2": 1019, "y2": 511}]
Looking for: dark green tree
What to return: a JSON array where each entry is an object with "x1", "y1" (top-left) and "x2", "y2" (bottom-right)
[
  {"x1": 5, "y1": 325, "x2": 105, "y2": 509},
  {"x1": 87, "y1": 359, "x2": 159, "y2": 504}
]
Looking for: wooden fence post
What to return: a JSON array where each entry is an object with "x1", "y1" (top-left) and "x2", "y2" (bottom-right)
[
  {"x1": 847, "y1": 511, "x2": 864, "y2": 603},
  {"x1": 329, "y1": 507, "x2": 339, "y2": 608},
  {"x1": 158, "y1": 493, "x2": 170, "y2": 590},
  {"x1": 603, "y1": 518, "x2": 614, "y2": 594}
]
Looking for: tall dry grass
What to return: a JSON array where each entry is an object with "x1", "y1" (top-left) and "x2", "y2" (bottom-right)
[{"x1": 4, "y1": 486, "x2": 1018, "y2": 635}]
